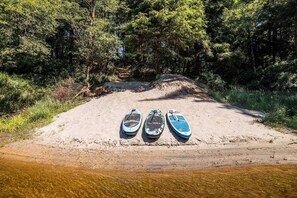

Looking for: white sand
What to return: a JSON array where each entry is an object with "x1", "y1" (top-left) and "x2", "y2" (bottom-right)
[{"x1": 34, "y1": 75, "x2": 297, "y2": 149}]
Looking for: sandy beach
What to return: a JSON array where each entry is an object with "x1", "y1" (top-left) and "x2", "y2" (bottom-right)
[{"x1": 1, "y1": 75, "x2": 296, "y2": 170}]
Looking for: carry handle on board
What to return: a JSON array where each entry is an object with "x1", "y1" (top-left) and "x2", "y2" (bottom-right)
[
  {"x1": 150, "y1": 110, "x2": 157, "y2": 122},
  {"x1": 168, "y1": 109, "x2": 179, "y2": 121},
  {"x1": 127, "y1": 108, "x2": 136, "y2": 120},
  {"x1": 169, "y1": 109, "x2": 179, "y2": 114}
]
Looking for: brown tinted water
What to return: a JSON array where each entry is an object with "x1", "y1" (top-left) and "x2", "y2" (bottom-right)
[{"x1": 1, "y1": 158, "x2": 297, "y2": 197}]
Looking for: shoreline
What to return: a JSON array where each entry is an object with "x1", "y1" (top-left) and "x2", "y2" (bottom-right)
[
  {"x1": 1, "y1": 77, "x2": 296, "y2": 172},
  {"x1": 1, "y1": 140, "x2": 296, "y2": 171}
]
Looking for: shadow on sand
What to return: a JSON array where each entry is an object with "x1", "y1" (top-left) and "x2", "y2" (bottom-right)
[
  {"x1": 218, "y1": 104, "x2": 266, "y2": 119},
  {"x1": 193, "y1": 100, "x2": 266, "y2": 119},
  {"x1": 141, "y1": 127, "x2": 160, "y2": 143},
  {"x1": 119, "y1": 122, "x2": 137, "y2": 139},
  {"x1": 104, "y1": 82, "x2": 153, "y2": 93},
  {"x1": 138, "y1": 86, "x2": 211, "y2": 102}
]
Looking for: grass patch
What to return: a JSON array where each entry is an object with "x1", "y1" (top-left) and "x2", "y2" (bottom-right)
[
  {"x1": 207, "y1": 87, "x2": 297, "y2": 130},
  {"x1": 0, "y1": 72, "x2": 45, "y2": 115},
  {"x1": 0, "y1": 97, "x2": 82, "y2": 146},
  {"x1": 0, "y1": 73, "x2": 84, "y2": 146}
]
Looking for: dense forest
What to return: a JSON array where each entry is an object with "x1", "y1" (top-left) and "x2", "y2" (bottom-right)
[
  {"x1": 1, "y1": 0, "x2": 296, "y2": 89},
  {"x1": 0, "y1": 0, "x2": 297, "y2": 140}
]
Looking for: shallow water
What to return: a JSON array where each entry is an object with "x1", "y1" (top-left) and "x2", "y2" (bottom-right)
[{"x1": 0, "y1": 158, "x2": 297, "y2": 197}]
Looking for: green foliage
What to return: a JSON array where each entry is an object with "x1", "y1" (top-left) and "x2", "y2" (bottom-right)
[
  {"x1": 196, "y1": 71, "x2": 226, "y2": 91},
  {"x1": 0, "y1": 73, "x2": 82, "y2": 145},
  {"x1": 0, "y1": 0, "x2": 66, "y2": 72},
  {"x1": 1, "y1": 0, "x2": 296, "y2": 91},
  {"x1": 205, "y1": 0, "x2": 297, "y2": 89},
  {"x1": 208, "y1": 88, "x2": 297, "y2": 129},
  {"x1": 123, "y1": 0, "x2": 209, "y2": 72},
  {"x1": 0, "y1": 98, "x2": 81, "y2": 145},
  {"x1": 73, "y1": 0, "x2": 121, "y2": 85},
  {"x1": 0, "y1": 72, "x2": 44, "y2": 115},
  {"x1": 260, "y1": 59, "x2": 297, "y2": 90},
  {"x1": 77, "y1": 19, "x2": 121, "y2": 70}
]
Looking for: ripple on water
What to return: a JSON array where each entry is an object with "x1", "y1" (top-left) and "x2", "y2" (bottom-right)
[{"x1": 0, "y1": 158, "x2": 297, "y2": 197}]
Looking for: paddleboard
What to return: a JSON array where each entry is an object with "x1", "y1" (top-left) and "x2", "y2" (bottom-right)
[
  {"x1": 122, "y1": 109, "x2": 142, "y2": 135},
  {"x1": 167, "y1": 110, "x2": 192, "y2": 138},
  {"x1": 144, "y1": 109, "x2": 165, "y2": 138}
]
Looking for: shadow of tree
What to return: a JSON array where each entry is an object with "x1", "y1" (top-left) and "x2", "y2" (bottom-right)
[
  {"x1": 104, "y1": 82, "x2": 153, "y2": 93},
  {"x1": 139, "y1": 86, "x2": 211, "y2": 102},
  {"x1": 218, "y1": 104, "x2": 266, "y2": 119},
  {"x1": 104, "y1": 74, "x2": 208, "y2": 95}
]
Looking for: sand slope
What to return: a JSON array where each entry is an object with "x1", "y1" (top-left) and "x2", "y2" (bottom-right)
[{"x1": 34, "y1": 74, "x2": 297, "y2": 149}]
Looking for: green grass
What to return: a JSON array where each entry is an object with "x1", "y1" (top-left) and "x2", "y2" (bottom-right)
[
  {"x1": 0, "y1": 72, "x2": 84, "y2": 146},
  {"x1": 0, "y1": 97, "x2": 82, "y2": 146},
  {"x1": 207, "y1": 87, "x2": 297, "y2": 130},
  {"x1": 0, "y1": 72, "x2": 45, "y2": 115}
]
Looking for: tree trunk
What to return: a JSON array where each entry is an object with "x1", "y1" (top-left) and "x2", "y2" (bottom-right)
[
  {"x1": 90, "y1": 0, "x2": 96, "y2": 22},
  {"x1": 170, "y1": 59, "x2": 175, "y2": 73},
  {"x1": 295, "y1": 17, "x2": 297, "y2": 55},
  {"x1": 154, "y1": 42, "x2": 160, "y2": 73},
  {"x1": 268, "y1": 25, "x2": 271, "y2": 66},
  {"x1": 84, "y1": 0, "x2": 96, "y2": 87},
  {"x1": 251, "y1": 43, "x2": 256, "y2": 74},
  {"x1": 69, "y1": 29, "x2": 74, "y2": 76},
  {"x1": 85, "y1": 62, "x2": 93, "y2": 88},
  {"x1": 182, "y1": 59, "x2": 186, "y2": 75},
  {"x1": 249, "y1": 32, "x2": 256, "y2": 74},
  {"x1": 272, "y1": 28, "x2": 277, "y2": 64},
  {"x1": 196, "y1": 53, "x2": 201, "y2": 75},
  {"x1": 186, "y1": 60, "x2": 191, "y2": 76}
]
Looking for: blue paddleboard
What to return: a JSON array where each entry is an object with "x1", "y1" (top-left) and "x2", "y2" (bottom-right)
[{"x1": 167, "y1": 110, "x2": 192, "y2": 139}]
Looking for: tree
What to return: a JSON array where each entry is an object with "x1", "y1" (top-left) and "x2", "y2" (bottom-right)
[
  {"x1": 0, "y1": 0, "x2": 82, "y2": 78},
  {"x1": 75, "y1": 0, "x2": 120, "y2": 88},
  {"x1": 205, "y1": 0, "x2": 297, "y2": 89},
  {"x1": 123, "y1": 0, "x2": 209, "y2": 73}
]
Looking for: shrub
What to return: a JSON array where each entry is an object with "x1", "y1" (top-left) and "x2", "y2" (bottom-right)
[
  {"x1": 260, "y1": 59, "x2": 297, "y2": 90},
  {"x1": 53, "y1": 86, "x2": 72, "y2": 101},
  {"x1": 196, "y1": 71, "x2": 226, "y2": 91},
  {"x1": 0, "y1": 98, "x2": 81, "y2": 145},
  {"x1": 91, "y1": 73, "x2": 109, "y2": 85},
  {"x1": 52, "y1": 78, "x2": 81, "y2": 101},
  {"x1": 0, "y1": 72, "x2": 44, "y2": 115}
]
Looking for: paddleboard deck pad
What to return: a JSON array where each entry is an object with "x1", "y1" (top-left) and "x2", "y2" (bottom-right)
[
  {"x1": 144, "y1": 109, "x2": 165, "y2": 138},
  {"x1": 122, "y1": 109, "x2": 142, "y2": 135}
]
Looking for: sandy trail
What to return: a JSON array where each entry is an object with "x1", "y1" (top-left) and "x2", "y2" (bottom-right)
[{"x1": 0, "y1": 74, "x2": 296, "y2": 170}]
